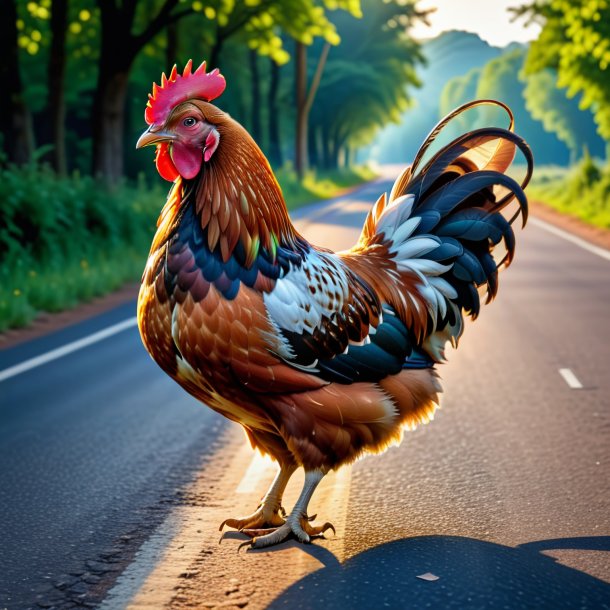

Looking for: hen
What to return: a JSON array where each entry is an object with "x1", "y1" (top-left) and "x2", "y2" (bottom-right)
[{"x1": 136, "y1": 60, "x2": 533, "y2": 549}]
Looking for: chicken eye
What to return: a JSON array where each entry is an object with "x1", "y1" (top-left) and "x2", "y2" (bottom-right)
[{"x1": 183, "y1": 117, "x2": 197, "y2": 127}]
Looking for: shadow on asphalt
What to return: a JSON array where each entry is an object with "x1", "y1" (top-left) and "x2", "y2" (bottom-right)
[{"x1": 266, "y1": 535, "x2": 610, "y2": 609}]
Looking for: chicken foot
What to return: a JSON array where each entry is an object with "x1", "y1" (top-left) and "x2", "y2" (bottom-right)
[
  {"x1": 239, "y1": 470, "x2": 335, "y2": 549},
  {"x1": 219, "y1": 463, "x2": 295, "y2": 533}
]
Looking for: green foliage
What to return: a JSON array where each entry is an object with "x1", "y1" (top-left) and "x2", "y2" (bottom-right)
[
  {"x1": 0, "y1": 165, "x2": 162, "y2": 330},
  {"x1": 437, "y1": 46, "x2": 574, "y2": 165},
  {"x1": 309, "y1": 0, "x2": 426, "y2": 163},
  {"x1": 519, "y1": 0, "x2": 610, "y2": 142},
  {"x1": 528, "y1": 155, "x2": 610, "y2": 228},
  {"x1": 522, "y1": 69, "x2": 605, "y2": 161}
]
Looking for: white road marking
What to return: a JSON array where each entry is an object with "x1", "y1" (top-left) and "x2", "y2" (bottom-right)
[
  {"x1": 530, "y1": 217, "x2": 610, "y2": 262},
  {"x1": 235, "y1": 451, "x2": 276, "y2": 494},
  {"x1": 0, "y1": 317, "x2": 138, "y2": 382},
  {"x1": 559, "y1": 368, "x2": 584, "y2": 389},
  {"x1": 99, "y1": 511, "x2": 181, "y2": 610}
]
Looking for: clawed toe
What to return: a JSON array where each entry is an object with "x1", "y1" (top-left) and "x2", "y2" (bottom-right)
[
  {"x1": 224, "y1": 470, "x2": 333, "y2": 550},
  {"x1": 240, "y1": 526, "x2": 280, "y2": 538},
  {"x1": 301, "y1": 518, "x2": 335, "y2": 538},
  {"x1": 238, "y1": 516, "x2": 335, "y2": 550},
  {"x1": 219, "y1": 507, "x2": 286, "y2": 533}
]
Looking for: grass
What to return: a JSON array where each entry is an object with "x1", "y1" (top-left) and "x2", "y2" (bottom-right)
[
  {"x1": 0, "y1": 163, "x2": 376, "y2": 332},
  {"x1": 0, "y1": 165, "x2": 163, "y2": 332},
  {"x1": 526, "y1": 156, "x2": 610, "y2": 229}
]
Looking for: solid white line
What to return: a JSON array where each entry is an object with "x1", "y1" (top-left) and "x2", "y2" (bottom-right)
[
  {"x1": 559, "y1": 368, "x2": 584, "y2": 389},
  {"x1": 235, "y1": 452, "x2": 276, "y2": 494},
  {"x1": 530, "y1": 217, "x2": 610, "y2": 262},
  {"x1": 0, "y1": 317, "x2": 138, "y2": 383}
]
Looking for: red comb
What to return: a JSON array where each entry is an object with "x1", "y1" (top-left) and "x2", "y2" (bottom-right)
[{"x1": 145, "y1": 60, "x2": 226, "y2": 125}]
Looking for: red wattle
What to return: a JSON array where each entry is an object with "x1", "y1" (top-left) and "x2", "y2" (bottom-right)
[
  {"x1": 155, "y1": 143, "x2": 179, "y2": 182},
  {"x1": 170, "y1": 142, "x2": 203, "y2": 179}
]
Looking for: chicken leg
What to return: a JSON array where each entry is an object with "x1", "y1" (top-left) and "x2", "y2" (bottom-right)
[
  {"x1": 239, "y1": 469, "x2": 335, "y2": 549},
  {"x1": 219, "y1": 463, "x2": 296, "y2": 533}
]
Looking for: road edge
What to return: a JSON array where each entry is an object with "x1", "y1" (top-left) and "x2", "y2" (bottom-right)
[{"x1": 2, "y1": 193, "x2": 608, "y2": 352}]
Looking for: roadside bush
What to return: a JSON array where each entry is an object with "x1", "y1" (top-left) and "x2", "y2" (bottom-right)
[
  {"x1": 528, "y1": 157, "x2": 610, "y2": 229},
  {"x1": 0, "y1": 165, "x2": 163, "y2": 331}
]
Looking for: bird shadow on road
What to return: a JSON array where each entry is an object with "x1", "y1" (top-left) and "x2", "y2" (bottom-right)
[{"x1": 266, "y1": 535, "x2": 610, "y2": 609}]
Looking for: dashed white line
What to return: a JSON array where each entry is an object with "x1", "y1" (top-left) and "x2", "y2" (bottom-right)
[
  {"x1": 530, "y1": 217, "x2": 610, "y2": 262},
  {"x1": 559, "y1": 368, "x2": 584, "y2": 389},
  {"x1": 0, "y1": 317, "x2": 138, "y2": 383}
]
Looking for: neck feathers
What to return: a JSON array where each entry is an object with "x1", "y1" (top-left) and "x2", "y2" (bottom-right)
[{"x1": 192, "y1": 121, "x2": 297, "y2": 266}]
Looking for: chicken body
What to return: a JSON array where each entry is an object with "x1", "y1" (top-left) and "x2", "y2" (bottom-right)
[{"x1": 137, "y1": 87, "x2": 532, "y2": 548}]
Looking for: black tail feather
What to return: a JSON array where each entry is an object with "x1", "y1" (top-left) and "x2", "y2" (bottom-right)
[{"x1": 399, "y1": 100, "x2": 532, "y2": 323}]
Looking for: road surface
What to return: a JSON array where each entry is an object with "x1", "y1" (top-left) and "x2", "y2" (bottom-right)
[{"x1": 1, "y1": 174, "x2": 609, "y2": 609}]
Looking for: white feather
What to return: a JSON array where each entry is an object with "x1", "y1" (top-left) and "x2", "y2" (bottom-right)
[
  {"x1": 388, "y1": 217, "x2": 423, "y2": 248},
  {"x1": 393, "y1": 236, "x2": 439, "y2": 260},
  {"x1": 263, "y1": 250, "x2": 349, "y2": 344},
  {"x1": 428, "y1": 276, "x2": 457, "y2": 300},
  {"x1": 398, "y1": 259, "x2": 452, "y2": 276}
]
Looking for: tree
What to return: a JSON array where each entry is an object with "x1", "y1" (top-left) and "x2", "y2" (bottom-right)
[
  {"x1": 309, "y1": 0, "x2": 426, "y2": 169},
  {"x1": 200, "y1": 0, "x2": 361, "y2": 177},
  {"x1": 227, "y1": 0, "x2": 361, "y2": 178},
  {"x1": 94, "y1": 0, "x2": 358, "y2": 182},
  {"x1": 48, "y1": 0, "x2": 68, "y2": 174},
  {"x1": 294, "y1": 40, "x2": 331, "y2": 177},
  {"x1": 249, "y1": 48, "x2": 262, "y2": 142},
  {"x1": 475, "y1": 47, "x2": 571, "y2": 165},
  {"x1": 92, "y1": 0, "x2": 195, "y2": 183},
  {"x1": 267, "y1": 57, "x2": 283, "y2": 166},
  {"x1": 0, "y1": 0, "x2": 35, "y2": 165},
  {"x1": 523, "y1": 69, "x2": 605, "y2": 163},
  {"x1": 516, "y1": 0, "x2": 610, "y2": 152}
]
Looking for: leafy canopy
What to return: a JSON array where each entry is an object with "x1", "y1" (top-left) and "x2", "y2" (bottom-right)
[{"x1": 517, "y1": 0, "x2": 610, "y2": 141}]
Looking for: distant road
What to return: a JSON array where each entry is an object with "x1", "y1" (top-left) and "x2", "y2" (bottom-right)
[{"x1": 1, "y1": 174, "x2": 609, "y2": 609}]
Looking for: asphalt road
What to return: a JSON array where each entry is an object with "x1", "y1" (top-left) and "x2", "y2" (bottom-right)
[
  {"x1": 0, "y1": 306, "x2": 226, "y2": 608},
  {"x1": 1, "y1": 174, "x2": 609, "y2": 609}
]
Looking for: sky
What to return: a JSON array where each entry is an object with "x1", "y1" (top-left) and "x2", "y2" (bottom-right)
[{"x1": 410, "y1": 0, "x2": 541, "y2": 47}]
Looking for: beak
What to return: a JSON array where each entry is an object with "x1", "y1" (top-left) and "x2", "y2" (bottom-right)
[{"x1": 136, "y1": 126, "x2": 176, "y2": 149}]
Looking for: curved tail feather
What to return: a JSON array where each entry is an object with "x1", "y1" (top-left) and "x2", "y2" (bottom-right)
[{"x1": 351, "y1": 100, "x2": 533, "y2": 361}]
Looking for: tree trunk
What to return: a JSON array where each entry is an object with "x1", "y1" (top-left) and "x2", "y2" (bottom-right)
[
  {"x1": 267, "y1": 58, "x2": 282, "y2": 167},
  {"x1": 209, "y1": 38, "x2": 224, "y2": 69},
  {"x1": 91, "y1": 61, "x2": 131, "y2": 182},
  {"x1": 91, "y1": 2, "x2": 138, "y2": 183},
  {"x1": 308, "y1": 123, "x2": 319, "y2": 169},
  {"x1": 166, "y1": 22, "x2": 178, "y2": 67},
  {"x1": 330, "y1": 129, "x2": 341, "y2": 170},
  {"x1": 321, "y1": 123, "x2": 331, "y2": 170},
  {"x1": 294, "y1": 41, "x2": 330, "y2": 179},
  {"x1": 295, "y1": 42, "x2": 308, "y2": 178},
  {"x1": 249, "y1": 48, "x2": 261, "y2": 142},
  {"x1": 90, "y1": 0, "x2": 198, "y2": 182},
  {"x1": 0, "y1": 0, "x2": 34, "y2": 165},
  {"x1": 344, "y1": 144, "x2": 351, "y2": 168},
  {"x1": 48, "y1": 0, "x2": 68, "y2": 174}
]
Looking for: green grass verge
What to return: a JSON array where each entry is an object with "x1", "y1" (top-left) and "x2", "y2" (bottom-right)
[
  {"x1": 0, "y1": 164, "x2": 376, "y2": 332},
  {"x1": 526, "y1": 157, "x2": 610, "y2": 229},
  {"x1": 0, "y1": 165, "x2": 163, "y2": 332}
]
